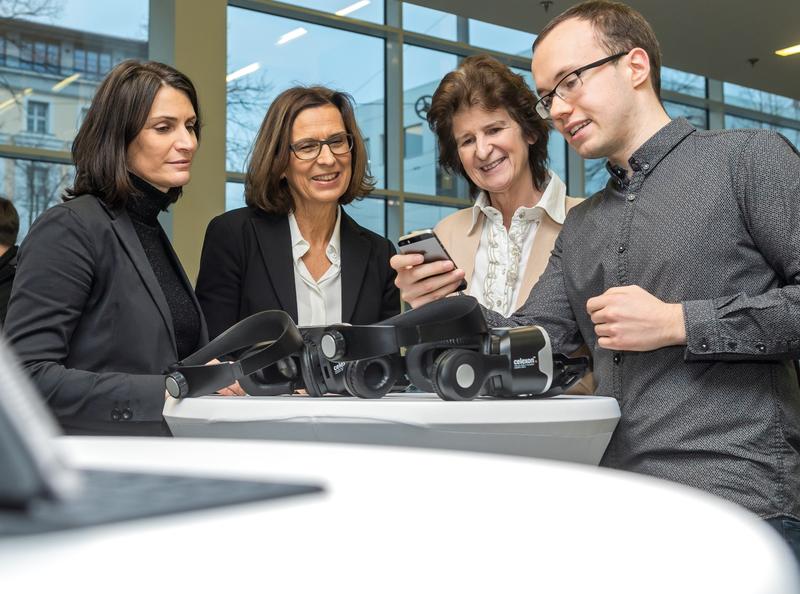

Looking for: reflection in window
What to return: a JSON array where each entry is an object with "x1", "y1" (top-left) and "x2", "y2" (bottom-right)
[
  {"x1": 724, "y1": 115, "x2": 800, "y2": 150},
  {"x1": 404, "y1": 201, "x2": 460, "y2": 234},
  {"x1": 0, "y1": 1, "x2": 148, "y2": 150},
  {"x1": 723, "y1": 83, "x2": 800, "y2": 121},
  {"x1": 468, "y1": 20, "x2": 534, "y2": 57},
  {"x1": 26, "y1": 101, "x2": 49, "y2": 134},
  {"x1": 402, "y1": 45, "x2": 458, "y2": 197},
  {"x1": 1, "y1": 158, "x2": 73, "y2": 239},
  {"x1": 276, "y1": 0, "x2": 382, "y2": 24},
  {"x1": 664, "y1": 101, "x2": 707, "y2": 129},
  {"x1": 227, "y1": 7, "x2": 385, "y2": 188},
  {"x1": 402, "y1": 3, "x2": 457, "y2": 40},
  {"x1": 661, "y1": 67, "x2": 705, "y2": 98},
  {"x1": 404, "y1": 123, "x2": 424, "y2": 159},
  {"x1": 344, "y1": 197, "x2": 385, "y2": 236}
]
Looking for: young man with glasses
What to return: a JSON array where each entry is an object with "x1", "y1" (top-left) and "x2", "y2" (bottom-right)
[
  {"x1": 533, "y1": 0, "x2": 800, "y2": 557},
  {"x1": 436, "y1": 1, "x2": 800, "y2": 557}
]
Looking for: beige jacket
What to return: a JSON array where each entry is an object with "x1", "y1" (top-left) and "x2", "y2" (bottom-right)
[{"x1": 435, "y1": 195, "x2": 595, "y2": 394}]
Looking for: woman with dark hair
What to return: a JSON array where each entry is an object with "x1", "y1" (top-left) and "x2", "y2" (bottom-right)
[
  {"x1": 5, "y1": 59, "x2": 236, "y2": 436},
  {"x1": 390, "y1": 54, "x2": 592, "y2": 392},
  {"x1": 196, "y1": 86, "x2": 399, "y2": 338}
]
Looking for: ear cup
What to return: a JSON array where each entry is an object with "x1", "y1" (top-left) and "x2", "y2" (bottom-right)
[
  {"x1": 404, "y1": 344, "x2": 437, "y2": 392},
  {"x1": 343, "y1": 355, "x2": 403, "y2": 399},
  {"x1": 431, "y1": 348, "x2": 485, "y2": 401},
  {"x1": 299, "y1": 344, "x2": 327, "y2": 397}
]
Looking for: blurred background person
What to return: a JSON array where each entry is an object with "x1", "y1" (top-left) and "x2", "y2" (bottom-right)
[
  {"x1": 390, "y1": 55, "x2": 592, "y2": 392},
  {"x1": 5, "y1": 60, "x2": 238, "y2": 437},
  {"x1": 0, "y1": 196, "x2": 19, "y2": 327},
  {"x1": 196, "y1": 86, "x2": 399, "y2": 338}
]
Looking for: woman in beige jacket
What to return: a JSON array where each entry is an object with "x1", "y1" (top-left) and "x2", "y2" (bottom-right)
[{"x1": 391, "y1": 54, "x2": 592, "y2": 392}]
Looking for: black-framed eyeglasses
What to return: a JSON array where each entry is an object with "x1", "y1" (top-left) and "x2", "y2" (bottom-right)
[
  {"x1": 534, "y1": 51, "x2": 629, "y2": 119},
  {"x1": 290, "y1": 133, "x2": 354, "y2": 160}
]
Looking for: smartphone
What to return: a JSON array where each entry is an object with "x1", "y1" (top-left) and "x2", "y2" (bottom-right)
[{"x1": 398, "y1": 229, "x2": 467, "y2": 292}]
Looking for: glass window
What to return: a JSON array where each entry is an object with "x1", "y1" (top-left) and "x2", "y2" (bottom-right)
[
  {"x1": 26, "y1": 101, "x2": 49, "y2": 134},
  {"x1": 402, "y1": 45, "x2": 458, "y2": 196},
  {"x1": 468, "y1": 20, "x2": 534, "y2": 57},
  {"x1": 225, "y1": 181, "x2": 246, "y2": 212},
  {"x1": 724, "y1": 114, "x2": 800, "y2": 150},
  {"x1": 723, "y1": 83, "x2": 800, "y2": 121},
  {"x1": 227, "y1": 7, "x2": 386, "y2": 189},
  {"x1": 0, "y1": 1, "x2": 148, "y2": 151},
  {"x1": 404, "y1": 123, "x2": 424, "y2": 159},
  {"x1": 344, "y1": 197, "x2": 386, "y2": 236},
  {"x1": 404, "y1": 201, "x2": 460, "y2": 234},
  {"x1": 661, "y1": 67, "x2": 705, "y2": 98},
  {"x1": 402, "y1": 3, "x2": 457, "y2": 41},
  {"x1": 664, "y1": 101, "x2": 707, "y2": 130},
  {"x1": 0, "y1": 158, "x2": 74, "y2": 240},
  {"x1": 277, "y1": 0, "x2": 382, "y2": 24}
]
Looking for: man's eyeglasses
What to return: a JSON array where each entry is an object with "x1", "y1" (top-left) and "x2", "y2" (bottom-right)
[
  {"x1": 534, "y1": 51, "x2": 629, "y2": 119},
  {"x1": 290, "y1": 133, "x2": 354, "y2": 160}
]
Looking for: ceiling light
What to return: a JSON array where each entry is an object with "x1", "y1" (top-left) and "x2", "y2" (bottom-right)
[
  {"x1": 52, "y1": 73, "x2": 81, "y2": 92},
  {"x1": 335, "y1": 0, "x2": 370, "y2": 17},
  {"x1": 276, "y1": 27, "x2": 307, "y2": 46},
  {"x1": 775, "y1": 44, "x2": 800, "y2": 57},
  {"x1": 226, "y1": 62, "x2": 260, "y2": 83}
]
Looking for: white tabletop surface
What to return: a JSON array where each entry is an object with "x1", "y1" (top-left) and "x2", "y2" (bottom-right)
[
  {"x1": 164, "y1": 393, "x2": 620, "y2": 464},
  {"x1": 0, "y1": 436, "x2": 796, "y2": 593}
]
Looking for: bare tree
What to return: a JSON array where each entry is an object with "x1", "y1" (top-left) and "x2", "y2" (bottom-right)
[
  {"x1": 0, "y1": 0, "x2": 60, "y2": 20},
  {"x1": 226, "y1": 72, "x2": 274, "y2": 172}
]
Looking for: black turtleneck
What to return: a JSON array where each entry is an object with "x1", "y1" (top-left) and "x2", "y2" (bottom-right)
[{"x1": 127, "y1": 176, "x2": 201, "y2": 360}]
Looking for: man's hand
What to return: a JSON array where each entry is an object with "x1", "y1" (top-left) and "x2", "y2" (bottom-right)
[
  {"x1": 390, "y1": 253, "x2": 466, "y2": 308},
  {"x1": 586, "y1": 285, "x2": 686, "y2": 351}
]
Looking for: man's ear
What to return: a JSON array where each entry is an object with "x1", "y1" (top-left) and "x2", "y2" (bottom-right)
[{"x1": 627, "y1": 47, "x2": 652, "y2": 90}]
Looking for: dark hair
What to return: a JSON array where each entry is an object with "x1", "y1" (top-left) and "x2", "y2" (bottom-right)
[
  {"x1": 426, "y1": 54, "x2": 550, "y2": 198},
  {"x1": 533, "y1": 0, "x2": 662, "y2": 96},
  {"x1": 66, "y1": 60, "x2": 201, "y2": 208},
  {"x1": 245, "y1": 86, "x2": 374, "y2": 215},
  {"x1": 0, "y1": 197, "x2": 19, "y2": 246}
]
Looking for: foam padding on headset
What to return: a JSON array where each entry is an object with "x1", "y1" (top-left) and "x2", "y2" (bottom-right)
[{"x1": 343, "y1": 354, "x2": 403, "y2": 399}]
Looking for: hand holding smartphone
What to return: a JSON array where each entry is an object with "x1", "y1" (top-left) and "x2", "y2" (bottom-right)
[{"x1": 397, "y1": 229, "x2": 467, "y2": 292}]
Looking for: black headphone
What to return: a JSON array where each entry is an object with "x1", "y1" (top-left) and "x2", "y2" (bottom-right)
[
  {"x1": 164, "y1": 310, "x2": 303, "y2": 399},
  {"x1": 321, "y1": 296, "x2": 589, "y2": 401},
  {"x1": 237, "y1": 326, "x2": 404, "y2": 399}
]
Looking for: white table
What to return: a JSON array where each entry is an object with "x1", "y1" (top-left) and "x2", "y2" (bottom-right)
[
  {"x1": 0, "y1": 437, "x2": 796, "y2": 593},
  {"x1": 164, "y1": 393, "x2": 620, "y2": 464}
]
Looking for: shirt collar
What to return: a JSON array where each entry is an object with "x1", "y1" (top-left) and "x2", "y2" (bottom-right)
[
  {"x1": 288, "y1": 207, "x2": 342, "y2": 262},
  {"x1": 606, "y1": 118, "x2": 696, "y2": 189},
  {"x1": 468, "y1": 170, "x2": 567, "y2": 233}
]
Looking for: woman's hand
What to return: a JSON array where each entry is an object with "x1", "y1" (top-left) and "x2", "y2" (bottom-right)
[
  {"x1": 206, "y1": 358, "x2": 247, "y2": 396},
  {"x1": 390, "y1": 253, "x2": 466, "y2": 308}
]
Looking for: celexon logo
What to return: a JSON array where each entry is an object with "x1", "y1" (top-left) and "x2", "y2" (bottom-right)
[
  {"x1": 513, "y1": 356, "x2": 537, "y2": 370},
  {"x1": 333, "y1": 362, "x2": 346, "y2": 374}
]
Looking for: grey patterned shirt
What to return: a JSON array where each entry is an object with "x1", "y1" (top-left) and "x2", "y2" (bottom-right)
[{"x1": 485, "y1": 118, "x2": 800, "y2": 520}]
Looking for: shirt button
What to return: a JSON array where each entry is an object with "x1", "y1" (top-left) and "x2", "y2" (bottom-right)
[
  {"x1": 110, "y1": 408, "x2": 121, "y2": 421},
  {"x1": 700, "y1": 342, "x2": 709, "y2": 351},
  {"x1": 122, "y1": 408, "x2": 133, "y2": 420},
  {"x1": 627, "y1": 194, "x2": 636, "y2": 202},
  {"x1": 642, "y1": 163, "x2": 650, "y2": 170},
  {"x1": 756, "y1": 343, "x2": 766, "y2": 353},
  {"x1": 617, "y1": 245, "x2": 626, "y2": 253},
  {"x1": 613, "y1": 353, "x2": 622, "y2": 364}
]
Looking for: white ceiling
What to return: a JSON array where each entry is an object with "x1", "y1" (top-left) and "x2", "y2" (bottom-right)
[{"x1": 410, "y1": 0, "x2": 800, "y2": 101}]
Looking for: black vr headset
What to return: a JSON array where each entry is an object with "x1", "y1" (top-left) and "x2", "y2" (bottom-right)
[
  {"x1": 164, "y1": 310, "x2": 303, "y2": 399},
  {"x1": 318, "y1": 295, "x2": 590, "y2": 401}
]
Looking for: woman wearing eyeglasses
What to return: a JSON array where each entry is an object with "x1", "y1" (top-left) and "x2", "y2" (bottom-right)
[{"x1": 196, "y1": 86, "x2": 400, "y2": 337}]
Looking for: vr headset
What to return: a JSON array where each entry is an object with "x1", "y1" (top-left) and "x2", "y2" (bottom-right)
[{"x1": 318, "y1": 296, "x2": 590, "y2": 401}]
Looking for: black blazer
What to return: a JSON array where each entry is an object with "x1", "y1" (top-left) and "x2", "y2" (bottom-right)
[
  {"x1": 196, "y1": 206, "x2": 400, "y2": 338},
  {"x1": 5, "y1": 195, "x2": 207, "y2": 436}
]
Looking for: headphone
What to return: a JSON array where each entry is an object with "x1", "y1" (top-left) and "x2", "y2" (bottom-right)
[
  {"x1": 237, "y1": 326, "x2": 404, "y2": 399},
  {"x1": 321, "y1": 296, "x2": 589, "y2": 401},
  {"x1": 164, "y1": 310, "x2": 303, "y2": 399}
]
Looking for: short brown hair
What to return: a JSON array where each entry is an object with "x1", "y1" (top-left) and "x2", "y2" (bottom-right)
[
  {"x1": 0, "y1": 196, "x2": 19, "y2": 247},
  {"x1": 245, "y1": 86, "x2": 374, "y2": 215},
  {"x1": 533, "y1": 0, "x2": 662, "y2": 96},
  {"x1": 427, "y1": 54, "x2": 550, "y2": 197},
  {"x1": 66, "y1": 60, "x2": 201, "y2": 208}
]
